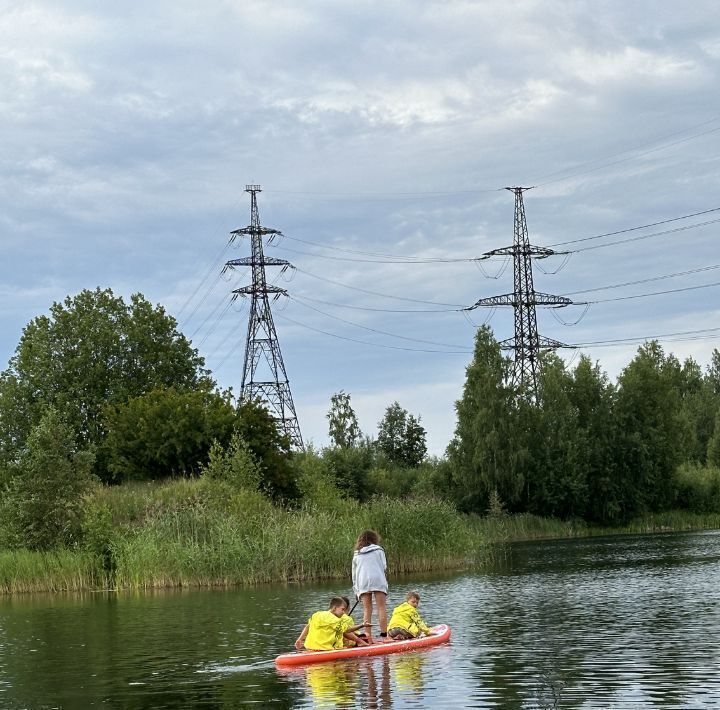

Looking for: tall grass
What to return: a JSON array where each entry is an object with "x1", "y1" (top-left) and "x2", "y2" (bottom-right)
[
  {"x1": 108, "y1": 483, "x2": 486, "y2": 589},
  {"x1": 3, "y1": 476, "x2": 720, "y2": 594},
  {"x1": 0, "y1": 549, "x2": 104, "y2": 594}
]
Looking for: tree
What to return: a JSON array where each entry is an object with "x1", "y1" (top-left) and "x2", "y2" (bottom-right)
[
  {"x1": 235, "y1": 399, "x2": 299, "y2": 502},
  {"x1": 202, "y1": 429, "x2": 262, "y2": 491},
  {"x1": 1, "y1": 408, "x2": 95, "y2": 550},
  {"x1": 613, "y1": 342, "x2": 690, "y2": 516},
  {"x1": 0, "y1": 288, "x2": 210, "y2": 480},
  {"x1": 327, "y1": 391, "x2": 361, "y2": 448},
  {"x1": 523, "y1": 354, "x2": 586, "y2": 519},
  {"x1": 377, "y1": 402, "x2": 427, "y2": 467},
  {"x1": 447, "y1": 327, "x2": 527, "y2": 513},
  {"x1": 102, "y1": 386, "x2": 237, "y2": 482},
  {"x1": 567, "y1": 355, "x2": 619, "y2": 523}
]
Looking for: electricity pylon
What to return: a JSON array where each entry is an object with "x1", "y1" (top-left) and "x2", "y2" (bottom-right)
[
  {"x1": 223, "y1": 185, "x2": 303, "y2": 448},
  {"x1": 467, "y1": 187, "x2": 573, "y2": 396}
]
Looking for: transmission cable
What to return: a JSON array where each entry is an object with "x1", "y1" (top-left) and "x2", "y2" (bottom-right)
[
  {"x1": 276, "y1": 313, "x2": 472, "y2": 354},
  {"x1": 563, "y1": 263, "x2": 720, "y2": 297},
  {"x1": 548, "y1": 206, "x2": 720, "y2": 248},
  {"x1": 290, "y1": 297, "x2": 469, "y2": 350},
  {"x1": 293, "y1": 266, "x2": 467, "y2": 307}
]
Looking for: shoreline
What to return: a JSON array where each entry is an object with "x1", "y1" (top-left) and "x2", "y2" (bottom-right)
[{"x1": 2, "y1": 508, "x2": 718, "y2": 595}]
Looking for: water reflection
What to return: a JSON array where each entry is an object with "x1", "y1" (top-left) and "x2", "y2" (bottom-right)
[{"x1": 3, "y1": 532, "x2": 720, "y2": 707}]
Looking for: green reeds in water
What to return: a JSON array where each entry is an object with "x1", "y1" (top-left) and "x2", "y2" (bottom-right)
[{"x1": 0, "y1": 549, "x2": 104, "y2": 594}]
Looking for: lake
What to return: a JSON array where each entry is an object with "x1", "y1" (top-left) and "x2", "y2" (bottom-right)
[{"x1": 2, "y1": 530, "x2": 720, "y2": 708}]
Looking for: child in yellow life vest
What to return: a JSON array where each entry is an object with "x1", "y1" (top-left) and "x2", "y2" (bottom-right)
[
  {"x1": 339, "y1": 595, "x2": 371, "y2": 647},
  {"x1": 387, "y1": 591, "x2": 433, "y2": 640},
  {"x1": 295, "y1": 597, "x2": 370, "y2": 651}
]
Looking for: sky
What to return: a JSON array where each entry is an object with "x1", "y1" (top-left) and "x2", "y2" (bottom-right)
[{"x1": 2, "y1": 1, "x2": 720, "y2": 455}]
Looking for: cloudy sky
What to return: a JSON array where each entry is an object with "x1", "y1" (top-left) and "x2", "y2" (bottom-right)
[{"x1": 2, "y1": 1, "x2": 720, "y2": 453}]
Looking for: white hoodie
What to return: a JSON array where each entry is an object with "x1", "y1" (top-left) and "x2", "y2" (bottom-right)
[{"x1": 352, "y1": 543, "x2": 388, "y2": 596}]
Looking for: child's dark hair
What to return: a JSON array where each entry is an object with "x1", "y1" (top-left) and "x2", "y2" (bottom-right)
[
  {"x1": 406, "y1": 591, "x2": 421, "y2": 602},
  {"x1": 329, "y1": 596, "x2": 346, "y2": 609},
  {"x1": 354, "y1": 529, "x2": 380, "y2": 550},
  {"x1": 340, "y1": 595, "x2": 350, "y2": 609}
]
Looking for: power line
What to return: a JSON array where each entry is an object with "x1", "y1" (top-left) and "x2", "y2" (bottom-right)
[
  {"x1": 587, "y1": 279, "x2": 720, "y2": 304},
  {"x1": 572, "y1": 326, "x2": 720, "y2": 347},
  {"x1": 293, "y1": 293, "x2": 459, "y2": 313},
  {"x1": 533, "y1": 119, "x2": 720, "y2": 189},
  {"x1": 564, "y1": 263, "x2": 720, "y2": 297},
  {"x1": 572, "y1": 217, "x2": 720, "y2": 253},
  {"x1": 277, "y1": 232, "x2": 477, "y2": 263},
  {"x1": 294, "y1": 266, "x2": 467, "y2": 307},
  {"x1": 548, "y1": 206, "x2": 720, "y2": 248},
  {"x1": 276, "y1": 312, "x2": 472, "y2": 354},
  {"x1": 290, "y1": 296, "x2": 468, "y2": 350},
  {"x1": 273, "y1": 242, "x2": 476, "y2": 264}
]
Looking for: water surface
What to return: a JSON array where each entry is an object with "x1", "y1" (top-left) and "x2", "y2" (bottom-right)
[{"x1": 2, "y1": 530, "x2": 720, "y2": 708}]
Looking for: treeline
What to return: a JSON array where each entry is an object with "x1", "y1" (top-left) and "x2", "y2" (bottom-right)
[
  {"x1": 2, "y1": 288, "x2": 720, "y2": 558},
  {"x1": 444, "y1": 327, "x2": 720, "y2": 523},
  {"x1": 0, "y1": 288, "x2": 434, "y2": 552}
]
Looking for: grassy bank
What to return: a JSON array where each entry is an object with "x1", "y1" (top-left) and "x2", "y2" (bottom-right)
[
  {"x1": 1, "y1": 478, "x2": 488, "y2": 594},
  {"x1": 1, "y1": 478, "x2": 720, "y2": 594}
]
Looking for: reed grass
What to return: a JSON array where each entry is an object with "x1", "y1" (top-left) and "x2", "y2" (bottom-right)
[
  {"x1": 3, "y1": 476, "x2": 720, "y2": 594},
  {"x1": 0, "y1": 549, "x2": 104, "y2": 594}
]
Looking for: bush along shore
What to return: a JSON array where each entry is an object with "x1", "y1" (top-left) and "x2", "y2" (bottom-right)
[{"x1": 3, "y1": 475, "x2": 720, "y2": 594}]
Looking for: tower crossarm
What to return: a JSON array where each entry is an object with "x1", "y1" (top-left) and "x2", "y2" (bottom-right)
[
  {"x1": 231, "y1": 226, "x2": 283, "y2": 238},
  {"x1": 225, "y1": 256, "x2": 293, "y2": 268},
  {"x1": 233, "y1": 285, "x2": 288, "y2": 297},
  {"x1": 480, "y1": 245, "x2": 567, "y2": 260},
  {"x1": 466, "y1": 292, "x2": 573, "y2": 310},
  {"x1": 499, "y1": 336, "x2": 575, "y2": 350}
]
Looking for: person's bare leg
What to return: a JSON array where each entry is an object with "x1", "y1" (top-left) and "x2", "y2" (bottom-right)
[
  {"x1": 361, "y1": 593, "x2": 375, "y2": 642},
  {"x1": 375, "y1": 592, "x2": 388, "y2": 637}
]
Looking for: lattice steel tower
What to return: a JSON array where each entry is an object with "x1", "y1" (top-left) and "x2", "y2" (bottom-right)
[
  {"x1": 468, "y1": 187, "x2": 573, "y2": 396},
  {"x1": 224, "y1": 185, "x2": 303, "y2": 448}
]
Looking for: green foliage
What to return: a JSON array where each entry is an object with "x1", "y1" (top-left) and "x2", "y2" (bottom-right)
[
  {"x1": 673, "y1": 462, "x2": 720, "y2": 513},
  {"x1": 613, "y1": 342, "x2": 691, "y2": 516},
  {"x1": 293, "y1": 447, "x2": 349, "y2": 512},
  {"x1": 1, "y1": 408, "x2": 95, "y2": 550},
  {"x1": 324, "y1": 436, "x2": 375, "y2": 500},
  {"x1": 0, "y1": 288, "x2": 209, "y2": 481},
  {"x1": 326, "y1": 391, "x2": 361, "y2": 448},
  {"x1": 447, "y1": 326, "x2": 527, "y2": 513},
  {"x1": 234, "y1": 399, "x2": 298, "y2": 502},
  {"x1": 103, "y1": 386, "x2": 237, "y2": 482},
  {"x1": 567, "y1": 356, "x2": 619, "y2": 523},
  {"x1": 201, "y1": 429, "x2": 262, "y2": 491},
  {"x1": 376, "y1": 401, "x2": 427, "y2": 467},
  {"x1": 523, "y1": 355, "x2": 588, "y2": 519}
]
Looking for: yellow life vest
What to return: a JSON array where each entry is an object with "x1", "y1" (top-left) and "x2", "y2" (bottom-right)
[
  {"x1": 388, "y1": 602, "x2": 431, "y2": 637},
  {"x1": 304, "y1": 611, "x2": 343, "y2": 651}
]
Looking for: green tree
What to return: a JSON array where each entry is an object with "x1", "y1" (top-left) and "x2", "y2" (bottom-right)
[
  {"x1": 376, "y1": 401, "x2": 427, "y2": 467},
  {"x1": 1, "y1": 408, "x2": 95, "y2": 550},
  {"x1": 0, "y1": 288, "x2": 209, "y2": 480},
  {"x1": 327, "y1": 391, "x2": 361, "y2": 448},
  {"x1": 447, "y1": 326, "x2": 526, "y2": 513},
  {"x1": 202, "y1": 428, "x2": 262, "y2": 490},
  {"x1": 613, "y1": 342, "x2": 690, "y2": 516},
  {"x1": 102, "y1": 386, "x2": 237, "y2": 482},
  {"x1": 524, "y1": 354, "x2": 586, "y2": 518},
  {"x1": 567, "y1": 355, "x2": 619, "y2": 522},
  {"x1": 324, "y1": 436, "x2": 375, "y2": 500},
  {"x1": 235, "y1": 399, "x2": 298, "y2": 502}
]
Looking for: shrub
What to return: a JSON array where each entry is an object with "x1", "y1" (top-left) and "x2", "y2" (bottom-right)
[{"x1": 1, "y1": 408, "x2": 95, "y2": 550}]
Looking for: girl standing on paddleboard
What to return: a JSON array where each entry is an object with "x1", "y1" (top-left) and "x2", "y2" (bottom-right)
[{"x1": 352, "y1": 529, "x2": 388, "y2": 643}]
